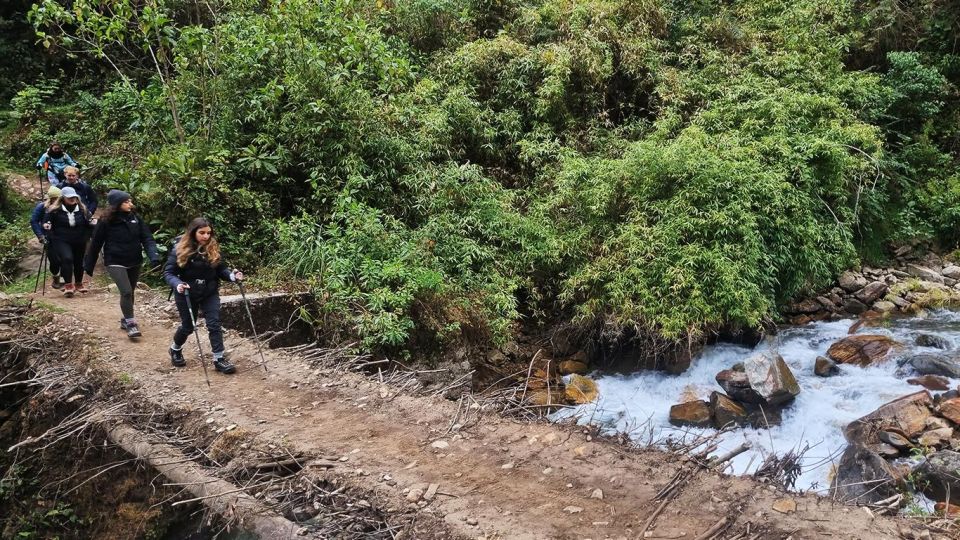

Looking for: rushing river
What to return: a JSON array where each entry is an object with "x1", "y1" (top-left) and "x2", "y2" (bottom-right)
[{"x1": 554, "y1": 310, "x2": 960, "y2": 494}]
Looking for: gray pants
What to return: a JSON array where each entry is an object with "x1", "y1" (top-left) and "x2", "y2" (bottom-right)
[{"x1": 106, "y1": 265, "x2": 141, "y2": 320}]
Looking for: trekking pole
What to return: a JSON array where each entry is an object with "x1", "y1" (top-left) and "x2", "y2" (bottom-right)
[
  {"x1": 237, "y1": 281, "x2": 268, "y2": 372},
  {"x1": 184, "y1": 289, "x2": 211, "y2": 387},
  {"x1": 41, "y1": 248, "x2": 47, "y2": 296},
  {"x1": 37, "y1": 168, "x2": 43, "y2": 199},
  {"x1": 33, "y1": 243, "x2": 47, "y2": 293}
]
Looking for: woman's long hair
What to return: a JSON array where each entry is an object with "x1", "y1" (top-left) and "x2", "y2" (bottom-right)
[
  {"x1": 49, "y1": 198, "x2": 88, "y2": 218},
  {"x1": 176, "y1": 217, "x2": 221, "y2": 268}
]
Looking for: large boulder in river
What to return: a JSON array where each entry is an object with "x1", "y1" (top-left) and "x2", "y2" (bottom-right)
[
  {"x1": 668, "y1": 400, "x2": 712, "y2": 428},
  {"x1": 814, "y1": 356, "x2": 839, "y2": 377},
  {"x1": 830, "y1": 445, "x2": 905, "y2": 504},
  {"x1": 743, "y1": 352, "x2": 800, "y2": 406},
  {"x1": 716, "y1": 353, "x2": 800, "y2": 406},
  {"x1": 844, "y1": 390, "x2": 934, "y2": 446},
  {"x1": 827, "y1": 335, "x2": 902, "y2": 366},
  {"x1": 908, "y1": 353, "x2": 960, "y2": 378},
  {"x1": 855, "y1": 281, "x2": 888, "y2": 304},
  {"x1": 915, "y1": 451, "x2": 960, "y2": 503}
]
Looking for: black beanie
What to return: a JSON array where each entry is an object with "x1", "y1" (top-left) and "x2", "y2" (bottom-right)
[{"x1": 107, "y1": 189, "x2": 131, "y2": 208}]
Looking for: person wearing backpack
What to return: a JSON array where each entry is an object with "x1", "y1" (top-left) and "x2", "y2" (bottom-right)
[
  {"x1": 30, "y1": 186, "x2": 65, "y2": 289},
  {"x1": 58, "y1": 166, "x2": 98, "y2": 215},
  {"x1": 163, "y1": 217, "x2": 243, "y2": 373},
  {"x1": 35, "y1": 142, "x2": 78, "y2": 184},
  {"x1": 42, "y1": 186, "x2": 93, "y2": 297},
  {"x1": 84, "y1": 190, "x2": 160, "y2": 338}
]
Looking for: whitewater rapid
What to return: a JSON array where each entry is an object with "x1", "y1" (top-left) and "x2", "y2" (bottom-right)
[{"x1": 554, "y1": 310, "x2": 960, "y2": 493}]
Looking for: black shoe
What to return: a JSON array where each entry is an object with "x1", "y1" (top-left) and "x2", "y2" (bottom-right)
[
  {"x1": 126, "y1": 322, "x2": 142, "y2": 338},
  {"x1": 213, "y1": 357, "x2": 236, "y2": 374},
  {"x1": 169, "y1": 347, "x2": 186, "y2": 367},
  {"x1": 51, "y1": 275, "x2": 63, "y2": 290},
  {"x1": 119, "y1": 319, "x2": 128, "y2": 330}
]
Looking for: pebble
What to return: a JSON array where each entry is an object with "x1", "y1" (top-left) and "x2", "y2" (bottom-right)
[
  {"x1": 431, "y1": 440, "x2": 450, "y2": 449},
  {"x1": 501, "y1": 462, "x2": 514, "y2": 469},
  {"x1": 590, "y1": 488, "x2": 603, "y2": 500},
  {"x1": 563, "y1": 506, "x2": 583, "y2": 514},
  {"x1": 466, "y1": 518, "x2": 478, "y2": 526}
]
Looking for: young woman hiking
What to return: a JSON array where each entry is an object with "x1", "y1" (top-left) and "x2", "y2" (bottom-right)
[
  {"x1": 83, "y1": 190, "x2": 160, "y2": 338},
  {"x1": 163, "y1": 217, "x2": 244, "y2": 373},
  {"x1": 42, "y1": 186, "x2": 92, "y2": 297},
  {"x1": 30, "y1": 186, "x2": 64, "y2": 289}
]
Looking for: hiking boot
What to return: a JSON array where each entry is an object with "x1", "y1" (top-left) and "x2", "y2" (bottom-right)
[
  {"x1": 119, "y1": 319, "x2": 128, "y2": 330},
  {"x1": 63, "y1": 283, "x2": 75, "y2": 298},
  {"x1": 126, "y1": 321, "x2": 142, "y2": 338},
  {"x1": 169, "y1": 347, "x2": 186, "y2": 367},
  {"x1": 78, "y1": 281, "x2": 89, "y2": 293},
  {"x1": 213, "y1": 356, "x2": 236, "y2": 374},
  {"x1": 51, "y1": 275, "x2": 63, "y2": 290}
]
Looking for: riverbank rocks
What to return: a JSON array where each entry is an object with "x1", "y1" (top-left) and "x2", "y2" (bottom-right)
[
  {"x1": 916, "y1": 451, "x2": 960, "y2": 503},
  {"x1": 845, "y1": 391, "x2": 933, "y2": 446},
  {"x1": 668, "y1": 400, "x2": 712, "y2": 428},
  {"x1": 830, "y1": 445, "x2": 905, "y2": 504},
  {"x1": 710, "y1": 392, "x2": 747, "y2": 428},
  {"x1": 908, "y1": 353, "x2": 960, "y2": 378},
  {"x1": 907, "y1": 375, "x2": 951, "y2": 391},
  {"x1": 785, "y1": 254, "x2": 960, "y2": 324},
  {"x1": 814, "y1": 356, "x2": 839, "y2": 377},
  {"x1": 915, "y1": 334, "x2": 951, "y2": 350},
  {"x1": 827, "y1": 335, "x2": 902, "y2": 366},
  {"x1": 715, "y1": 353, "x2": 799, "y2": 406}
]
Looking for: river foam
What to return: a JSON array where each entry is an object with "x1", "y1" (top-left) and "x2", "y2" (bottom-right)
[{"x1": 554, "y1": 310, "x2": 960, "y2": 493}]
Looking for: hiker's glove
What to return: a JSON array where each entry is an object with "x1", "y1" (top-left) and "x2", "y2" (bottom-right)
[
  {"x1": 176, "y1": 283, "x2": 190, "y2": 294},
  {"x1": 42, "y1": 223, "x2": 51, "y2": 230},
  {"x1": 233, "y1": 271, "x2": 244, "y2": 282}
]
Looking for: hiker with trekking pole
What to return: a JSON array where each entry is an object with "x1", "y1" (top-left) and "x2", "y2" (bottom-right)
[
  {"x1": 83, "y1": 190, "x2": 160, "y2": 338},
  {"x1": 31, "y1": 186, "x2": 64, "y2": 290},
  {"x1": 42, "y1": 186, "x2": 94, "y2": 298},
  {"x1": 163, "y1": 217, "x2": 243, "y2": 375}
]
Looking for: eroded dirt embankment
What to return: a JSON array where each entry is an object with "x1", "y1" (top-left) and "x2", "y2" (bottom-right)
[{"x1": 0, "y1": 275, "x2": 945, "y2": 540}]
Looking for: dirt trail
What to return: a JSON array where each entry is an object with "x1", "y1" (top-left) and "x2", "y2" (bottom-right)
[{"x1": 4, "y1": 172, "x2": 928, "y2": 539}]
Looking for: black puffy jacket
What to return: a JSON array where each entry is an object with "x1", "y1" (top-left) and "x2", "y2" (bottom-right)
[
  {"x1": 43, "y1": 204, "x2": 93, "y2": 244},
  {"x1": 84, "y1": 211, "x2": 159, "y2": 274},
  {"x1": 163, "y1": 245, "x2": 234, "y2": 298}
]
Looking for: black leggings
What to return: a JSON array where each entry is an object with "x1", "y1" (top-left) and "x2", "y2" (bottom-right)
[
  {"x1": 51, "y1": 239, "x2": 85, "y2": 285},
  {"x1": 173, "y1": 293, "x2": 224, "y2": 355}
]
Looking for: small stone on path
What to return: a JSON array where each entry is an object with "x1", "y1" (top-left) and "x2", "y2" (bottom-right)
[
  {"x1": 772, "y1": 498, "x2": 796, "y2": 514},
  {"x1": 590, "y1": 488, "x2": 603, "y2": 500},
  {"x1": 431, "y1": 440, "x2": 450, "y2": 449},
  {"x1": 563, "y1": 505, "x2": 583, "y2": 514}
]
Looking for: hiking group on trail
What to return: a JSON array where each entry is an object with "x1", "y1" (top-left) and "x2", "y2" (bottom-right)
[{"x1": 31, "y1": 143, "x2": 247, "y2": 377}]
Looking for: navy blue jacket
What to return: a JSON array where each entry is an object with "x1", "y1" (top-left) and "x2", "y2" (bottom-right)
[
  {"x1": 30, "y1": 203, "x2": 47, "y2": 238},
  {"x1": 55, "y1": 180, "x2": 98, "y2": 215}
]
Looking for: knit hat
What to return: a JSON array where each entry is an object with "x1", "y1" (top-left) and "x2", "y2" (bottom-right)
[
  {"x1": 107, "y1": 189, "x2": 131, "y2": 208},
  {"x1": 46, "y1": 186, "x2": 61, "y2": 199},
  {"x1": 60, "y1": 186, "x2": 78, "y2": 199}
]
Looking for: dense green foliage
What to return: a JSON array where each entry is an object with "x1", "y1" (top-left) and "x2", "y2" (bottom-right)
[{"x1": 1, "y1": 0, "x2": 957, "y2": 356}]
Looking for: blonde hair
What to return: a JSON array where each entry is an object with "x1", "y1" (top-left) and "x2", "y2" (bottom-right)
[
  {"x1": 176, "y1": 218, "x2": 221, "y2": 268},
  {"x1": 63, "y1": 166, "x2": 79, "y2": 175},
  {"x1": 50, "y1": 198, "x2": 88, "y2": 216}
]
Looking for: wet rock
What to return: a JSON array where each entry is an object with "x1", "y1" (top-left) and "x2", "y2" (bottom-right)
[
  {"x1": 843, "y1": 299, "x2": 869, "y2": 315},
  {"x1": 742, "y1": 352, "x2": 800, "y2": 406},
  {"x1": 845, "y1": 391, "x2": 933, "y2": 444},
  {"x1": 916, "y1": 451, "x2": 960, "y2": 502},
  {"x1": 558, "y1": 359, "x2": 588, "y2": 375},
  {"x1": 919, "y1": 427, "x2": 954, "y2": 447},
  {"x1": 839, "y1": 271, "x2": 868, "y2": 293},
  {"x1": 816, "y1": 295, "x2": 837, "y2": 311},
  {"x1": 908, "y1": 353, "x2": 960, "y2": 378},
  {"x1": 938, "y1": 397, "x2": 960, "y2": 425},
  {"x1": 856, "y1": 282, "x2": 889, "y2": 304},
  {"x1": 815, "y1": 356, "x2": 840, "y2": 377},
  {"x1": 878, "y1": 430, "x2": 912, "y2": 449},
  {"x1": 711, "y1": 392, "x2": 747, "y2": 428},
  {"x1": 915, "y1": 334, "x2": 951, "y2": 350},
  {"x1": 827, "y1": 335, "x2": 902, "y2": 366},
  {"x1": 907, "y1": 375, "x2": 951, "y2": 391},
  {"x1": 830, "y1": 444, "x2": 903, "y2": 504},
  {"x1": 669, "y1": 400, "x2": 712, "y2": 428},
  {"x1": 715, "y1": 368, "x2": 762, "y2": 404},
  {"x1": 789, "y1": 298, "x2": 823, "y2": 314},
  {"x1": 942, "y1": 265, "x2": 960, "y2": 280},
  {"x1": 564, "y1": 374, "x2": 598, "y2": 404},
  {"x1": 926, "y1": 416, "x2": 952, "y2": 431},
  {"x1": 875, "y1": 443, "x2": 901, "y2": 458},
  {"x1": 908, "y1": 264, "x2": 945, "y2": 284},
  {"x1": 745, "y1": 404, "x2": 782, "y2": 429},
  {"x1": 873, "y1": 301, "x2": 896, "y2": 314}
]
